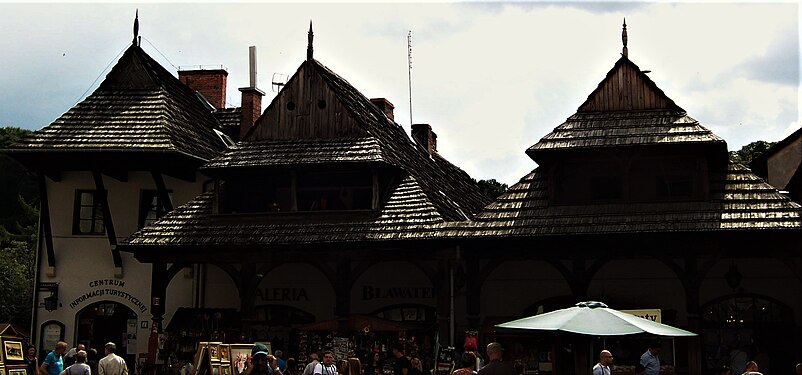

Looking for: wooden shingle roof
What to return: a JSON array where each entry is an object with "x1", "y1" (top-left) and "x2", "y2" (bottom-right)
[
  {"x1": 7, "y1": 44, "x2": 228, "y2": 162},
  {"x1": 527, "y1": 57, "x2": 725, "y2": 161},
  {"x1": 445, "y1": 163, "x2": 801, "y2": 237}
]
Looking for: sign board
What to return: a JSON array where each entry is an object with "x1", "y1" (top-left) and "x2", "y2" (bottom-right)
[
  {"x1": 621, "y1": 309, "x2": 661, "y2": 323},
  {"x1": 434, "y1": 346, "x2": 456, "y2": 375}
]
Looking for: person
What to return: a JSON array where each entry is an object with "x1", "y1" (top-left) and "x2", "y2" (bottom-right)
[
  {"x1": 275, "y1": 351, "x2": 287, "y2": 372},
  {"x1": 729, "y1": 346, "x2": 747, "y2": 375},
  {"x1": 337, "y1": 360, "x2": 348, "y2": 375},
  {"x1": 86, "y1": 349, "x2": 99, "y2": 375},
  {"x1": 796, "y1": 363, "x2": 802, "y2": 375},
  {"x1": 285, "y1": 358, "x2": 297, "y2": 375},
  {"x1": 303, "y1": 353, "x2": 320, "y2": 375},
  {"x1": 391, "y1": 344, "x2": 411, "y2": 375},
  {"x1": 633, "y1": 364, "x2": 645, "y2": 375},
  {"x1": 98, "y1": 342, "x2": 128, "y2": 375},
  {"x1": 409, "y1": 358, "x2": 423, "y2": 375},
  {"x1": 346, "y1": 358, "x2": 362, "y2": 375},
  {"x1": 25, "y1": 345, "x2": 38, "y2": 375},
  {"x1": 313, "y1": 351, "x2": 337, "y2": 375},
  {"x1": 60, "y1": 351, "x2": 91, "y2": 375},
  {"x1": 243, "y1": 344, "x2": 282, "y2": 375},
  {"x1": 592, "y1": 350, "x2": 613, "y2": 375},
  {"x1": 639, "y1": 341, "x2": 661, "y2": 375},
  {"x1": 40, "y1": 341, "x2": 68, "y2": 375},
  {"x1": 452, "y1": 351, "x2": 477, "y2": 375},
  {"x1": 364, "y1": 353, "x2": 381, "y2": 375},
  {"x1": 477, "y1": 343, "x2": 514, "y2": 375},
  {"x1": 743, "y1": 361, "x2": 762, "y2": 375},
  {"x1": 65, "y1": 345, "x2": 87, "y2": 367}
]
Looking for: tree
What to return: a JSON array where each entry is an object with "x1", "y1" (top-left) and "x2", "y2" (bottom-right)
[
  {"x1": 476, "y1": 179, "x2": 509, "y2": 200},
  {"x1": 0, "y1": 127, "x2": 38, "y2": 327},
  {"x1": 729, "y1": 140, "x2": 776, "y2": 166}
]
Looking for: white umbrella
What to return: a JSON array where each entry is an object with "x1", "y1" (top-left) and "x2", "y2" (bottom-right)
[{"x1": 496, "y1": 301, "x2": 697, "y2": 336}]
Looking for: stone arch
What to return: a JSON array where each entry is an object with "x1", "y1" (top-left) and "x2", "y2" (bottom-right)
[
  {"x1": 350, "y1": 261, "x2": 437, "y2": 315},
  {"x1": 481, "y1": 260, "x2": 572, "y2": 317}
]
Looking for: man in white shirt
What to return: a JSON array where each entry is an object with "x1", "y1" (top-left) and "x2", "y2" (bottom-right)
[
  {"x1": 592, "y1": 350, "x2": 613, "y2": 375},
  {"x1": 98, "y1": 342, "x2": 128, "y2": 375},
  {"x1": 313, "y1": 351, "x2": 337, "y2": 375}
]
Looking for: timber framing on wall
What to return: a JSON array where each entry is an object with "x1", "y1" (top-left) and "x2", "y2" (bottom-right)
[{"x1": 92, "y1": 171, "x2": 123, "y2": 273}]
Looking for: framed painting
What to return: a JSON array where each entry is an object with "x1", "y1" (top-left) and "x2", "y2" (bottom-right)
[
  {"x1": 8, "y1": 369, "x2": 25, "y2": 375},
  {"x1": 219, "y1": 344, "x2": 231, "y2": 363},
  {"x1": 2, "y1": 341, "x2": 23, "y2": 362},
  {"x1": 1, "y1": 366, "x2": 5, "y2": 375},
  {"x1": 209, "y1": 343, "x2": 222, "y2": 362},
  {"x1": 212, "y1": 365, "x2": 221, "y2": 375},
  {"x1": 221, "y1": 365, "x2": 231, "y2": 375},
  {"x1": 229, "y1": 344, "x2": 251, "y2": 375}
]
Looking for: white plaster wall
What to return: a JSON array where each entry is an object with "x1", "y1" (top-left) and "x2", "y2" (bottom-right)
[
  {"x1": 699, "y1": 258, "x2": 801, "y2": 322},
  {"x1": 767, "y1": 136, "x2": 802, "y2": 190},
  {"x1": 351, "y1": 261, "x2": 436, "y2": 314},
  {"x1": 203, "y1": 264, "x2": 241, "y2": 309},
  {"x1": 480, "y1": 260, "x2": 571, "y2": 317},
  {"x1": 35, "y1": 170, "x2": 206, "y2": 356},
  {"x1": 588, "y1": 258, "x2": 687, "y2": 324},
  {"x1": 256, "y1": 262, "x2": 336, "y2": 320}
]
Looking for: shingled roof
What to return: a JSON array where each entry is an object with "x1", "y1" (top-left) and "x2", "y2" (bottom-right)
[
  {"x1": 122, "y1": 56, "x2": 489, "y2": 250},
  {"x1": 7, "y1": 44, "x2": 229, "y2": 163},
  {"x1": 448, "y1": 52, "x2": 801, "y2": 237},
  {"x1": 527, "y1": 57, "x2": 725, "y2": 162},
  {"x1": 446, "y1": 163, "x2": 801, "y2": 237}
]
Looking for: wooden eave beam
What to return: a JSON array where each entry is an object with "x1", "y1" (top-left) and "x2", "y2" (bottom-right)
[
  {"x1": 151, "y1": 171, "x2": 174, "y2": 212},
  {"x1": 92, "y1": 171, "x2": 123, "y2": 272},
  {"x1": 38, "y1": 174, "x2": 56, "y2": 270}
]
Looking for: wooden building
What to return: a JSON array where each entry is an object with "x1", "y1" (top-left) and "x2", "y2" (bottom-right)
[{"x1": 5, "y1": 18, "x2": 802, "y2": 375}]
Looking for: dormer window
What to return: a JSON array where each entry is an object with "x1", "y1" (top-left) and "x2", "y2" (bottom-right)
[{"x1": 219, "y1": 166, "x2": 389, "y2": 214}]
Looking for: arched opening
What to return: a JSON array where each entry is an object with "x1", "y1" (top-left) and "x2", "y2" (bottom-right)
[
  {"x1": 76, "y1": 301, "x2": 137, "y2": 371},
  {"x1": 701, "y1": 294, "x2": 795, "y2": 375}
]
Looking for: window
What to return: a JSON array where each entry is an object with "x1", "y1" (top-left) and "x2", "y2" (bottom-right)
[
  {"x1": 297, "y1": 170, "x2": 372, "y2": 211},
  {"x1": 73, "y1": 190, "x2": 104, "y2": 235},
  {"x1": 139, "y1": 190, "x2": 173, "y2": 228}
]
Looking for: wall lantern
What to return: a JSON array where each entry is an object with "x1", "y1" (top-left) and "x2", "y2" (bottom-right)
[{"x1": 42, "y1": 283, "x2": 59, "y2": 312}]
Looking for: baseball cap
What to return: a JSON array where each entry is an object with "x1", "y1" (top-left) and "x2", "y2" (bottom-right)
[{"x1": 252, "y1": 343, "x2": 270, "y2": 357}]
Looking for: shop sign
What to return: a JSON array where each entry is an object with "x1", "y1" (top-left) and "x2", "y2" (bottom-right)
[
  {"x1": 255, "y1": 287, "x2": 309, "y2": 302},
  {"x1": 361, "y1": 286, "x2": 436, "y2": 300},
  {"x1": 68, "y1": 279, "x2": 148, "y2": 313},
  {"x1": 621, "y1": 309, "x2": 661, "y2": 323}
]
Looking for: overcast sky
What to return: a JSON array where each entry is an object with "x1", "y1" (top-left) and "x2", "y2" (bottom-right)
[{"x1": 1, "y1": 2, "x2": 799, "y2": 185}]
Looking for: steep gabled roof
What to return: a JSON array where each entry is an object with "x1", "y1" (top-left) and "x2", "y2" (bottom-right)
[
  {"x1": 8, "y1": 44, "x2": 228, "y2": 162},
  {"x1": 527, "y1": 57, "x2": 725, "y2": 160},
  {"x1": 446, "y1": 162, "x2": 800, "y2": 237},
  {"x1": 209, "y1": 58, "x2": 489, "y2": 221}
]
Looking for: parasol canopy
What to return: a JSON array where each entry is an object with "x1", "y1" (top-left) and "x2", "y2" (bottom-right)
[{"x1": 496, "y1": 301, "x2": 697, "y2": 336}]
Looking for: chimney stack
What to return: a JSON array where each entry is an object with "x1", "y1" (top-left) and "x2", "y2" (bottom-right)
[
  {"x1": 412, "y1": 123, "x2": 437, "y2": 156},
  {"x1": 178, "y1": 68, "x2": 228, "y2": 109},
  {"x1": 370, "y1": 98, "x2": 395, "y2": 122},
  {"x1": 239, "y1": 46, "x2": 265, "y2": 140}
]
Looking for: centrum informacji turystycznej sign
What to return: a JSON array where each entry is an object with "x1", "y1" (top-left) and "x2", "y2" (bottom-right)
[{"x1": 69, "y1": 279, "x2": 148, "y2": 313}]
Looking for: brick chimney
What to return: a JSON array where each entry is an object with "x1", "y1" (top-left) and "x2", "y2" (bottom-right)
[
  {"x1": 240, "y1": 46, "x2": 264, "y2": 140},
  {"x1": 370, "y1": 98, "x2": 395, "y2": 122},
  {"x1": 178, "y1": 68, "x2": 228, "y2": 109},
  {"x1": 412, "y1": 123, "x2": 437, "y2": 156}
]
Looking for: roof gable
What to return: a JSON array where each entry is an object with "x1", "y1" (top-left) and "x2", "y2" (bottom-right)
[
  {"x1": 578, "y1": 57, "x2": 683, "y2": 113},
  {"x1": 9, "y1": 45, "x2": 228, "y2": 162},
  {"x1": 247, "y1": 61, "x2": 368, "y2": 140}
]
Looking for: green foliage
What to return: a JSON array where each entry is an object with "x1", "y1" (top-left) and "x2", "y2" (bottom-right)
[
  {"x1": 476, "y1": 179, "x2": 509, "y2": 200},
  {"x1": 729, "y1": 140, "x2": 776, "y2": 166},
  {"x1": 0, "y1": 127, "x2": 37, "y2": 327}
]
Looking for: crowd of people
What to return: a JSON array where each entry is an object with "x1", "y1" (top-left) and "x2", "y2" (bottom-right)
[
  {"x1": 26, "y1": 341, "x2": 129, "y2": 375},
  {"x1": 593, "y1": 340, "x2": 802, "y2": 375}
]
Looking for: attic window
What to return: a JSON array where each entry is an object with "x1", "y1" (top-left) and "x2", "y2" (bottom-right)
[
  {"x1": 287, "y1": 101, "x2": 296, "y2": 111},
  {"x1": 318, "y1": 99, "x2": 327, "y2": 109}
]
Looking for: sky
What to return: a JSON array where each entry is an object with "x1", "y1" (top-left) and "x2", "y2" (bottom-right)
[{"x1": 0, "y1": 1, "x2": 799, "y2": 185}]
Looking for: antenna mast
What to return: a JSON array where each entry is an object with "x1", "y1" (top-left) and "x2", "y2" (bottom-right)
[{"x1": 407, "y1": 30, "x2": 413, "y2": 127}]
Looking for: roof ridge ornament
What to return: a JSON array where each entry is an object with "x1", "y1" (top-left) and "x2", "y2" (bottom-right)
[
  {"x1": 133, "y1": 9, "x2": 139, "y2": 46},
  {"x1": 622, "y1": 17, "x2": 628, "y2": 58},
  {"x1": 307, "y1": 20, "x2": 314, "y2": 61}
]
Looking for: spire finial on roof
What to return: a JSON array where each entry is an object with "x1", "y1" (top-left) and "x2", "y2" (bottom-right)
[
  {"x1": 133, "y1": 9, "x2": 139, "y2": 46},
  {"x1": 622, "y1": 17, "x2": 628, "y2": 58},
  {"x1": 307, "y1": 20, "x2": 314, "y2": 61}
]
